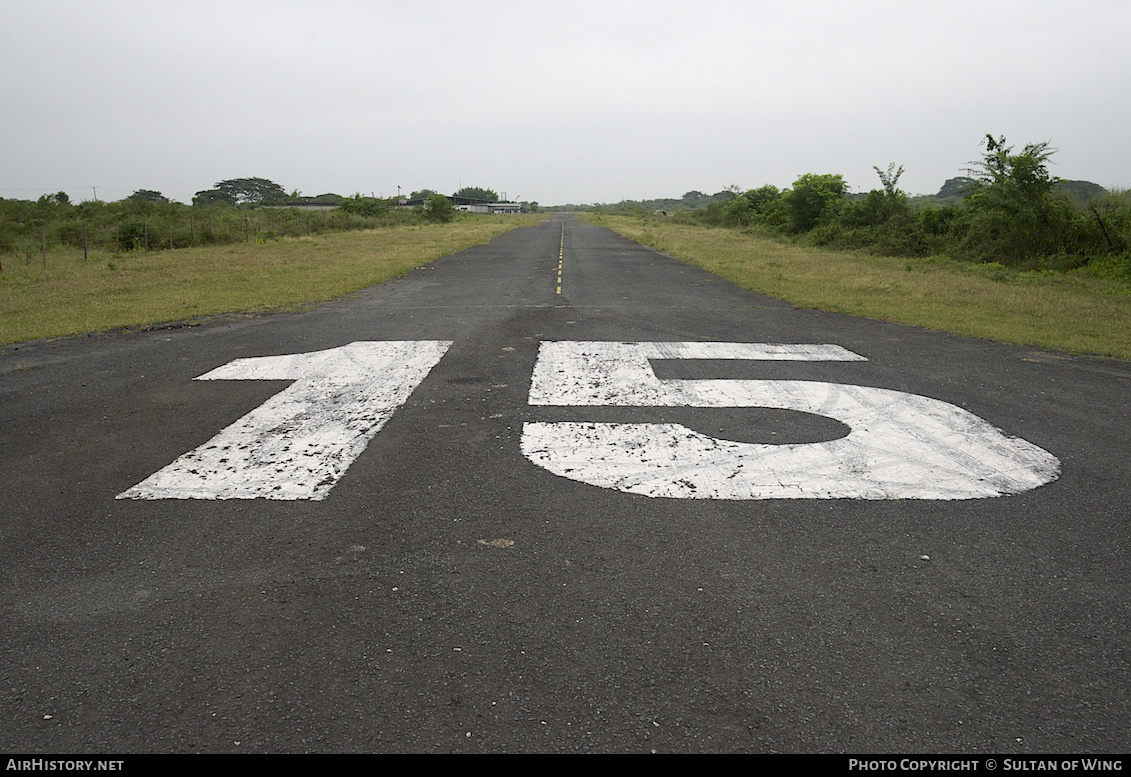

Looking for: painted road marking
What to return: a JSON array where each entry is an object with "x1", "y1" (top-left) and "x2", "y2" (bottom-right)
[
  {"x1": 117, "y1": 341, "x2": 451, "y2": 501},
  {"x1": 556, "y1": 220, "x2": 564, "y2": 294},
  {"x1": 521, "y1": 341, "x2": 1060, "y2": 500},
  {"x1": 117, "y1": 339, "x2": 1060, "y2": 503}
]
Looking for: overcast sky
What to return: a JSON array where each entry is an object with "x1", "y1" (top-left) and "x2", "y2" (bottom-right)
[{"x1": 2, "y1": 0, "x2": 1129, "y2": 205}]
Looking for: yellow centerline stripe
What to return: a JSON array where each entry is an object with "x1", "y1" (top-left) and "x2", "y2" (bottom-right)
[{"x1": 556, "y1": 220, "x2": 564, "y2": 294}]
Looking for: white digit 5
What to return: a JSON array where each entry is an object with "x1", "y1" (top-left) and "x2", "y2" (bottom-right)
[
  {"x1": 117, "y1": 340, "x2": 451, "y2": 501},
  {"x1": 521, "y1": 341, "x2": 1060, "y2": 500}
]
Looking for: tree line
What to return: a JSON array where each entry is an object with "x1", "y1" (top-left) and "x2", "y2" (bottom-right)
[
  {"x1": 0, "y1": 179, "x2": 520, "y2": 260},
  {"x1": 581, "y1": 136, "x2": 1131, "y2": 282}
]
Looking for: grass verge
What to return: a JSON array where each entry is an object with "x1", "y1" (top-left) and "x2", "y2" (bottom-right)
[
  {"x1": 583, "y1": 214, "x2": 1131, "y2": 360},
  {"x1": 0, "y1": 215, "x2": 543, "y2": 347}
]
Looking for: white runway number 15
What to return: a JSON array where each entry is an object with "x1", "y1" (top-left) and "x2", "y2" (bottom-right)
[{"x1": 117, "y1": 340, "x2": 1060, "y2": 502}]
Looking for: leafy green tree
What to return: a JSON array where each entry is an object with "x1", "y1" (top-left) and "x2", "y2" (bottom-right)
[
  {"x1": 874, "y1": 163, "x2": 904, "y2": 199},
  {"x1": 681, "y1": 191, "x2": 707, "y2": 208},
  {"x1": 722, "y1": 185, "x2": 781, "y2": 227},
  {"x1": 860, "y1": 163, "x2": 912, "y2": 225},
  {"x1": 192, "y1": 189, "x2": 234, "y2": 207},
  {"x1": 213, "y1": 177, "x2": 289, "y2": 205},
  {"x1": 822, "y1": 164, "x2": 924, "y2": 254},
  {"x1": 453, "y1": 186, "x2": 498, "y2": 202},
  {"x1": 126, "y1": 189, "x2": 169, "y2": 203},
  {"x1": 781, "y1": 173, "x2": 846, "y2": 232},
  {"x1": 959, "y1": 135, "x2": 1070, "y2": 264},
  {"x1": 936, "y1": 177, "x2": 976, "y2": 200},
  {"x1": 410, "y1": 189, "x2": 438, "y2": 201},
  {"x1": 967, "y1": 135, "x2": 1057, "y2": 204},
  {"x1": 424, "y1": 192, "x2": 455, "y2": 222}
]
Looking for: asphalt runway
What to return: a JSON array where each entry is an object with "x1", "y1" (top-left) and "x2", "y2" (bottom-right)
[{"x1": 2, "y1": 215, "x2": 1129, "y2": 753}]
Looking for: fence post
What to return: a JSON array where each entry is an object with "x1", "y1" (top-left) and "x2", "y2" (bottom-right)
[
  {"x1": 169, "y1": 222, "x2": 174, "y2": 251},
  {"x1": 83, "y1": 222, "x2": 88, "y2": 261},
  {"x1": 41, "y1": 225, "x2": 47, "y2": 267},
  {"x1": 116, "y1": 219, "x2": 120, "y2": 255}
]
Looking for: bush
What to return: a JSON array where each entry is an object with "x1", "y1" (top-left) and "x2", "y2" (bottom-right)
[
  {"x1": 781, "y1": 173, "x2": 846, "y2": 233},
  {"x1": 338, "y1": 194, "x2": 390, "y2": 218},
  {"x1": 1088, "y1": 251, "x2": 1131, "y2": 283},
  {"x1": 677, "y1": 138, "x2": 1130, "y2": 276},
  {"x1": 423, "y1": 193, "x2": 455, "y2": 223},
  {"x1": 955, "y1": 136, "x2": 1069, "y2": 266},
  {"x1": 721, "y1": 185, "x2": 781, "y2": 227}
]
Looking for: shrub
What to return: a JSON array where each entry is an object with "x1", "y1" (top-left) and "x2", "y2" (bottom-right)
[
  {"x1": 781, "y1": 173, "x2": 846, "y2": 233},
  {"x1": 338, "y1": 194, "x2": 391, "y2": 218},
  {"x1": 423, "y1": 193, "x2": 455, "y2": 223}
]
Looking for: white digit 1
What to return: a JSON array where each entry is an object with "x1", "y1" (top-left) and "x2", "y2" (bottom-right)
[
  {"x1": 117, "y1": 341, "x2": 451, "y2": 501},
  {"x1": 521, "y1": 341, "x2": 1060, "y2": 500}
]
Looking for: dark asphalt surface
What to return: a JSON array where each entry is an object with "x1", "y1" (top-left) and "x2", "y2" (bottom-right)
[{"x1": 2, "y1": 215, "x2": 1129, "y2": 753}]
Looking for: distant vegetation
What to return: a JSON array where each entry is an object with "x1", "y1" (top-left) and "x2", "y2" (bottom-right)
[
  {"x1": 556, "y1": 136, "x2": 1131, "y2": 283},
  {"x1": 553, "y1": 189, "x2": 736, "y2": 215},
  {"x1": 0, "y1": 193, "x2": 405, "y2": 263},
  {"x1": 0, "y1": 178, "x2": 532, "y2": 266},
  {"x1": 454, "y1": 187, "x2": 500, "y2": 203}
]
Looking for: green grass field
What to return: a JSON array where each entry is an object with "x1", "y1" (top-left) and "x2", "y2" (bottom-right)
[
  {"x1": 5, "y1": 212, "x2": 1129, "y2": 359},
  {"x1": 0, "y1": 216, "x2": 541, "y2": 347},
  {"x1": 583, "y1": 214, "x2": 1131, "y2": 360}
]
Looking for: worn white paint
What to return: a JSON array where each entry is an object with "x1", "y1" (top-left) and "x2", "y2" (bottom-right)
[
  {"x1": 522, "y1": 341, "x2": 1060, "y2": 500},
  {"x1": 117, "y1": 341, "x2": 451, "y2": 500}
]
